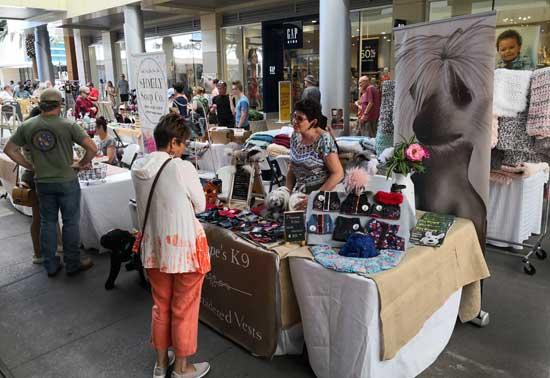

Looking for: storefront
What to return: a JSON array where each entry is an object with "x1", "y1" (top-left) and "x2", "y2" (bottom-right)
[{"x1": 221, "y1": 5, "x2": 394, "y2": 114}]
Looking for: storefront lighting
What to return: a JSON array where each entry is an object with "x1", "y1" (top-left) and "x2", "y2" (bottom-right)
[
  {"x1": 312, "y1": 20, "x2": 317, "y2": 23},
  {"x1": 381, "y1": 31, "x2": 386, "y2": 34}
]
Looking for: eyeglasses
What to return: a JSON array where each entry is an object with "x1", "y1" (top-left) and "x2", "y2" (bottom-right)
[{"x1": 291, "y1": 112, "x2": 307, "y2": 123}]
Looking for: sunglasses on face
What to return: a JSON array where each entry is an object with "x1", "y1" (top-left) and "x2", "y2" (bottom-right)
[{"x1": 291, "y1": 112, "x2": 308, "y2": 123}]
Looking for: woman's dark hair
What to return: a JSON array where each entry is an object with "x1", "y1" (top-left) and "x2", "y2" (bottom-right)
[
  {"x1": 95, "y1": 116, "x2": 108, "y2": 132},
  {"x1": 213, "y1": 79, "x2": 219, "y2": 85},
  {"x1": 496, "y1": 29, "x2": 522, "y2": 50},
  {"x1": 294, "y1": 99, "x2": 327, "y2": 130},
  {"x1": 174, "y1": 82, "x2": 185, "y2": 94},
  {"x1": 26, "y1": 106, "x2": 41, "y2": 120},
  {"x1": 154, "y1": 113, "x2": 191, "y2": 149}
]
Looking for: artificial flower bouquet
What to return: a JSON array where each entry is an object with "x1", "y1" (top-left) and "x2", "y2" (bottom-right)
[{"x1": 385, "y1": 136, "x2": 430, "y2": 178}]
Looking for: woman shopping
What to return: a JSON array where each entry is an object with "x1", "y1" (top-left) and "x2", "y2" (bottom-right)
[
  {"x1": 131, "y1": 113, "x2": 211, "y2": 378},
  {"x1": 105, "y1": 81, "x2": 117, "y2": 109},
  {"x1": 286, "y1": 99, "x2": 344, "y2": 207},
  {"x1": 94, "y1": 117, "x2": 119, "y2": 166}
]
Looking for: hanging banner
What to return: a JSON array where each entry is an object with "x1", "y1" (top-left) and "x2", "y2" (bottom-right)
[
  {"x1": 361, "y1": 38, "x2": 379, "y2": 73},
  {"x1": 283, "y1": 21, "x2": 303, "y2": 49},
  {"x1": 130, "y1": 52, "x2": 168, "y2": 153},
  {"x1": 393, "y1": 12, "x2": 496, "y2": 248},
  {"x1": 278, "y1": 81, "x2": 292, "y2": 123}
]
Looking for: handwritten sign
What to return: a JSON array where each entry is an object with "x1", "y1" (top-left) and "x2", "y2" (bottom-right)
[
  {"x1": 131, "y1": 52, "x2": 168, "y2": 153},
  {"x1": 284, "y1": 211, "x2": 306, "y2": 243},
  {"x1": 230, "y1": 166, "x2": 253, "y2": 205}
]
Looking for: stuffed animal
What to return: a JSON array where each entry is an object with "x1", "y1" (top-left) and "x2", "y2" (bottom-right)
[{"x1": 420, "y1": 231, "x2": 445, "y2": 246}]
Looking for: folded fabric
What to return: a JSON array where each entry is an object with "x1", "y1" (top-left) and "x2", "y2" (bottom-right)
[
  {"x1": 493, "y1": 68, "x2": 532, "y2": 117},
  {"x1": 311, "y1": 244, "x2": 405, "y2": 276},
  {"x1": 502, "y1": 150, "x2": 547, "y2": 166},
  {"x1": 527, "y1": 67, "x2": 550, "y2": 137},
  {"x1": 337, "y1": 140, "x2": 366, "y2": 154},
  {"x1": 312, "y1": 191, "x2": 341, "y2": 212},
  {"x1": 307, "y1": 214, "x2": 334, "y2": 234},
  {"x1": 244, "y1": 140, "x2": 271, "y2": 149},
  {"x1": 266, "y1": 143, "x2": 290, "y2": 157},
  {"x1": 249, "y1": 134, "x2": 274, "y2": 143},
  {"x1": 339, "y1": 233, "x2": 379, "y2": 258},
  {"x1": 378, "y1": 80, "x2": 395, "y2": 134},
  {"x1": 523, "y1": 162, "x2": 550, "y2": 177},
  {"x1": 534, "y1": 137, "x2": 550, "y2": 157},
  {"x1": 332, "y1": 216, "x2": 363, "y2": 242},
  {"x1": 341, "y1": 192, "x2": 371, "y2": 215},
  {"x1": 273, "y1": 134, "x2": 291, "y2": 148},
  {"x1": 490, "y1": 171, "x2": 513, "y2": 185},
  {"x1": 366, "y1": 219, "x2": 405, "y2": 251},
  {"x1": 496, "y1": 112, "x2": 534, "y2": 152}
]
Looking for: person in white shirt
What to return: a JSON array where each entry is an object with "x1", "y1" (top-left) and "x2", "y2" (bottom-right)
[{"x1": 0, "y1": 85, "x2": 15, "y2": 103}]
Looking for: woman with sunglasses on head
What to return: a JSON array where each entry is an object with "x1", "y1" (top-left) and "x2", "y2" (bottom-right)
[
  {"x1": 286, "y1": 99, "x2": 344, "y2": 209},
  {"x1": 131, "y1": 113, "x2": 211, "y2": 378}
]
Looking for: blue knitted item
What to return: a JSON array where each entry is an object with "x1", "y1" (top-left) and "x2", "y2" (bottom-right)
[
  {"x1": 375, "y1": 131, "x2": 394, "y2": 155},
  {"x1": 339, "y1": 232, "x2": 379, "y2": 259}
]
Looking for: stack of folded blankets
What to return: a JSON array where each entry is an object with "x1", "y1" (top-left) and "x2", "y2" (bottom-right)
[
  {"x1": 375, "y1": 80, "x2": 395, "y2": 155},
  {"x1": 336, "y1": 136, "x2": 376, "y2": 155},
  {"x1": 255, "y1": 127, "x2": 294, "y2": 157},
  {"x1": 491, "y1": 68, "x2": 550, "y2": 169}
]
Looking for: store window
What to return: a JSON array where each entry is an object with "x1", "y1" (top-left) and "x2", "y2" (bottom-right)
[
  {"x1": 358, "y1": 6, "x2": 394, "y2": 78},
  {"x1": 222, "y1": 24, "x2": 263, "y2": 109}
]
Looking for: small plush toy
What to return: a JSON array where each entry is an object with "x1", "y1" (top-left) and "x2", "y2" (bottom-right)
[
  {"x1": 420, "y1": 231, "x2": 446, "y2": 246},
  {"x1": 344, "y1": 167, "x2": 370, "y2": 195}
]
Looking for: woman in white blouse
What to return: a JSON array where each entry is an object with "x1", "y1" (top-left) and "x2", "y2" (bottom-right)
[{"x1": 131, "y1": 113, "x2": 211, "y2": 378}]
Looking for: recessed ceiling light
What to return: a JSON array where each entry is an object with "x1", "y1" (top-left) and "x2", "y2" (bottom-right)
[
  {"x1": 312, "y1": 20, "x2": 317, "y2": 23},
  {"x1": 381, "y1": 31, "x2": 386, "y2": 34}
]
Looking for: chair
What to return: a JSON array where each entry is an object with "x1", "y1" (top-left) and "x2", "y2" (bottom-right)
[
  {"x1": 275, "y1": 155, "x2": 291, "y2": 178},
  {"x1": 216, "y1": 165, "x2": 236, "y2": 201},
  {"x1": 120, "y1": 143, "x2": 140, "y2": 169},
  {"x1": 0, "y1": 103, "x2": 22, "y2": 139}
]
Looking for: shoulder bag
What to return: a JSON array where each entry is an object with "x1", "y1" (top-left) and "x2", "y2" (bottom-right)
[{"x1": 11, "y1": 165, "x2": 34, "y2": 207}]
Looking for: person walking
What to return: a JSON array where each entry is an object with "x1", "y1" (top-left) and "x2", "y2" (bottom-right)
[
  {"x1": 301, "y1": 74, "x2": 321, "y2": 104},
  {"x1": 117, "y1": 74, "x2": 130, "y2": 105},
  {"x1": 210, "y1": 80, "x2": 234, "y2": 127},
  {"x1": 106, "y1": 80, "x2": 117, "y2": 109},
  {"x1": 4, "y1": 88, "x2": 97, "y2": 277},
  {"x1": 131, "y1": 113, "x2": 211, "y2": 378}
]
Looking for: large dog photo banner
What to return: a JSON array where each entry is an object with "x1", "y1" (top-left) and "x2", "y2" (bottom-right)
[{"x1": 393, "y1": 12, "x2": 496, "y2": 247}]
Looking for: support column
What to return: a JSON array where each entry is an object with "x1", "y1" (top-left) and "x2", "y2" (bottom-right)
[
  {"x1": 34, "y1": 25, "x2": 55, "y2": 83},
  {"x1": 123, "y1": 4, "x2": 146, "y2": 89},
  {"x1": 200, "y1": 13, "x2": 222, "y2": 81},
  {"x1": 319, "y1": 0, "x2": 351, "y2": 134},
  {"x1": 64, "y1": 29, "x2": 78, "y2": 81},
  {"x1": 102, "y1": 31, "x2": 118, "y2": 84},
  {"x1": 88, "y1": 45, "x2": 99, "y2": 87},
  {"x1": 162, "y1": 37, "x2": 175, "y2": 87},
  {"x1": 74, "y1": 29, "x2": 91, "y2": 84}
]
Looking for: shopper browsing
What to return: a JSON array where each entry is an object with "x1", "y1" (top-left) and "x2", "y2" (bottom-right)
[
  {"x1": 301, "y1": 74, "x2": 321, "y2": 104},
  {"x1": 75, "y1": 86, "x2": 97, "y2": 118},
  {"x1": 172, "y1": 82, "x2": 189, "y2": 117},
  {"x1": 105, "y1": 80, "x2": 117, "y2": 109},
  {"x1": 191, "y1": 86, "x2": 209, "y2": 116},
  {"x1": 210, "y1": 80, "x2": 234, "y2": 127},
  {"x1": 117, "y1": 74, "x2": 130, "y2": 104},
  {"x1": 496, "y1": 29, "x2": 534, "y2": 70},
  {"x1": 4, "y1": 88, "x2": 97, "y2": 277},
  {"x1": 131, "y1": 113, "x2": 211, "y2": 378},
  {"x1": 87, "y1": 82, "x2": 99, "y2": 103},
  {"x1": 231, "y1": 80, "x2": 249, "y2": 129}
]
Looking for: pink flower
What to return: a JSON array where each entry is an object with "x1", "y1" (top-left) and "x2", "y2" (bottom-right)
[
  {"x1": 423, "y1": 146, "x2": 431, "y2": 159},
  {"x1": 405, "y1": 143, "x2": 426, "y2": 162}
]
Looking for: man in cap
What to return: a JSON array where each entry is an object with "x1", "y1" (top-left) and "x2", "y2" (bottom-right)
[
  {"x1": 301, "y1": 74, "x2": 321, "y2": 104},
  {"x1": 4, "y1": 88, "x2": 98, "y2": 277}
]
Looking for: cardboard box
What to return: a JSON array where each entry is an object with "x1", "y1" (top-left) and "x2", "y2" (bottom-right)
[
  {"x1": 210, "y1": 128, "x2": 233, "y2": 144},
  {"x1": 231, "y1": 129, "x2": 252, "y2": 145}
]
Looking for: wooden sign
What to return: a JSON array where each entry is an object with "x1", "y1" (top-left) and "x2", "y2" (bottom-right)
[
  {"x1": 284, "y1": 211, "x2": 306, "y2": 243},
  {"x1": 278, "y1": 81, "x2": 292, "y2": 123},
  {"x1": 230, "y1": 165, "x2": 254, "y2": 206}
]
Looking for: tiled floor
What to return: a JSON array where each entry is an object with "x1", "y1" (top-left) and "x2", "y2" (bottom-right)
[{"x1": 0, "y1": 196, "x2": 549, "y2": 378}]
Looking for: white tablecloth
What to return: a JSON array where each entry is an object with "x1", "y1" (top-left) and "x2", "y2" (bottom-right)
[
  {"x1": 487, "y1": 170, "x2": 548, "y2": 247},
  {"x1": 80, "y1": 171, "x2": 135, "y2": 251},
  {"x1": 289, "y1": 258, "x2": 461, "y2": 378},
  {"x1": 188, "y1": 142, "x2": 239, "y2": 174}
]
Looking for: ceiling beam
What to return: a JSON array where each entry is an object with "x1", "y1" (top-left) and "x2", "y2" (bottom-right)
[{"x1": 58, "y1": 23, "x2": 112, "y2": 31}]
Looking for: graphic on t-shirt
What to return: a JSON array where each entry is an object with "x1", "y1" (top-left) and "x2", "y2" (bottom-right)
[{"x1": 31, "y1": 129, "x2": 57, "y2": 152}]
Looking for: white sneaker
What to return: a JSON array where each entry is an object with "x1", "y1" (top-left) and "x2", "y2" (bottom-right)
[
  {"x1": 153, "y1": 350, "x2": 175, "y2": 378},
  {"x1": 171, "y1": 362, "x2": 210, "y2": 378},
  {"x1": 32, "y1": 256, "x2": 44, "y2": 264}
]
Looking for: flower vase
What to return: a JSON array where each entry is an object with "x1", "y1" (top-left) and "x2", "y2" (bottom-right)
[{"x1": 391, "y1": 172, "x2": 416, "y2": 216}]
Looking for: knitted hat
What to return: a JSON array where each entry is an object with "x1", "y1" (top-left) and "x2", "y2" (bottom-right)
[{"x1": 40, "y1": 88, "x2": 62, "y2": 104}]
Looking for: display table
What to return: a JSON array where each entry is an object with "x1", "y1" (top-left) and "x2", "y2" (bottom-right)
[
  {"x1": 288, "y1": 216, "x2": 490, "y2": 378},
  {"x1": 80, "y1": 166, "x2": 135, "y2": 251},
  {"x1": 188, "y1": 141, "x2": 240, "y2": 174},
  {"x1": 108, "y1": 123, "x2": 142, "y2": 147},
  {"x1": 487, "y1": 169, "x2": 548, "y2": 247},
  {"x1": 200, "y1": 223, "x2": 303, "y2": 358}
]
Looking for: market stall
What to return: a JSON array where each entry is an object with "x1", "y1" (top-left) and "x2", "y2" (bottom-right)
[
  {"x1": 187, "y1": 141, "x2": 240, "y2": 174},
  {"x1": 0, "y1": 152, "x2": 32, "y2": 216},
  {"x1": 108, "y1": 123, "x2": 142, "y2": 147}
]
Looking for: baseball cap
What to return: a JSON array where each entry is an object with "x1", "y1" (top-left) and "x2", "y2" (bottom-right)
[{"x1": 40, "y1": 88, "x2": 63, "y2": 103}]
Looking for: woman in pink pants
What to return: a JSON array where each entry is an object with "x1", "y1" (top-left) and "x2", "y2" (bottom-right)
[{"x1": 132, "y1": 113, "x2": 211, "y2": 378}]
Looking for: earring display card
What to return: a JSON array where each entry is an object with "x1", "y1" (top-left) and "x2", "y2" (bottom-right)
[{"x1": 305, "y1": 175, "x2": 417, "y2": 248}]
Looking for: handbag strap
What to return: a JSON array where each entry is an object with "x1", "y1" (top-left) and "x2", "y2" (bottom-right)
[{"x1": 137, "y1": 157, "x2": 172, "y2": 253}]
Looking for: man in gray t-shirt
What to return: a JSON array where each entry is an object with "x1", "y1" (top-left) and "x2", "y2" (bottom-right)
[
  {"x1": 117, "y1": 74, "x2": 130, "y2": 103},
  {"x1": 301, "y1": 74, "x2": 321, "y2": 104}
]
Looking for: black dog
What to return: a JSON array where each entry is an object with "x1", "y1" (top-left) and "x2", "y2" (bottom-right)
[{"x1": 100, "y1": 229, "x2": 148, "y2": 290}]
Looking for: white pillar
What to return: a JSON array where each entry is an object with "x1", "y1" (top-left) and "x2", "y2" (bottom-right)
[
  {"x1": 319, "y1": 0, "x2": 351, "y2": 135},
  {"x1": 73, "y1": 29, "x2": 91, "y2": 84},
  {"x1": 123, "y1": 4, "x2": 146, "y2": 89},
  {"x1": 34, "y1": 25, "x2": 55, "y2": 83},
  {"x1": 88, "y1": 45, "x2": 98, "y2": 86},
  {"x1": 162, "y1": 37, "x2": 175, "y2": 86},
  {"x1": 200, "y1": 13, "x2": 222, "y2": 80},
  {"x1": 102, "y1": 31, "x2": 118, "y2": 85}
]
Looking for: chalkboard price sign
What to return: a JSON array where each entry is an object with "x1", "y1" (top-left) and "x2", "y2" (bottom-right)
[
  {"x1": 284, "y1": 211, "x2": 306, "y2": 243},
  {"x1": 231, "y1": 166, "x2": 253, "y2": 204}
]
